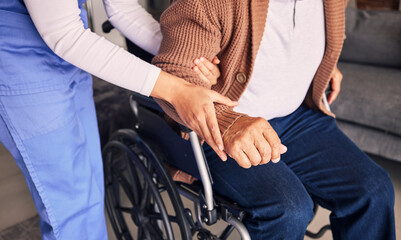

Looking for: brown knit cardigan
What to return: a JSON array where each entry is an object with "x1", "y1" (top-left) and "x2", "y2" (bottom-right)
[{"x1": 153, "y1": 0, "x2": 346, "y2": 137}]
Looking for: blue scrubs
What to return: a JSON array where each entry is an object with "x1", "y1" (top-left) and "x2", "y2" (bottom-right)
[{"x1": 0, "y1": 1, "x2": 107, "y2": 239}]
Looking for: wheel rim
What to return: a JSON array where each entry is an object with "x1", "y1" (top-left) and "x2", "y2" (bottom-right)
[{"x1": 103, "y1": 130, "x2": 191, "y2": 240}]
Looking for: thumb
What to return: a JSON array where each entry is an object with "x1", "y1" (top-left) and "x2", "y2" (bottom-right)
[{"x1": 209, "y1": 91, "x2": 238, "y2": 107}]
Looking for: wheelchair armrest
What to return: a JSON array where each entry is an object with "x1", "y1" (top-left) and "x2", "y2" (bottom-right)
[
  {"x1": 130, "y1": 92, "x2": 193, "y2": 133},
  {"x1": 130, "y1": 92, "x2": 164, "y2": 113}
]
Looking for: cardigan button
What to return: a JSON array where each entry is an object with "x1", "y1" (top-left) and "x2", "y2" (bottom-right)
[{"x1": 236, "y1": 72, "x2": 247, "y2": 84}]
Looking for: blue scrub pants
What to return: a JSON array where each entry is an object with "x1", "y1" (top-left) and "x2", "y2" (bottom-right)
[
  {"x1": 0, "y1": 76, "x2": 108, "y2": 240},
  {"x1": 204, "y1": 106, "x2": 396, "y2": 240}
]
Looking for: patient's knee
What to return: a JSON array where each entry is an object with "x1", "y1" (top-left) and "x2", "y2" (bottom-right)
[{"x1": 249, "y1": 190, "x2": 314, "y2": 235}]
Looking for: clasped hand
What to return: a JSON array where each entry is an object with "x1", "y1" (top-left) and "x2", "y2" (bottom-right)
[
  {"x1": 161, "y1": 56, "x2": 288, "y2": 167},
  {"x1": 183, "y1": 57, "x2": 288, "y2": 167},
  {"x1": 223, "y1": 116, "x2": 287, "y2": 168}
]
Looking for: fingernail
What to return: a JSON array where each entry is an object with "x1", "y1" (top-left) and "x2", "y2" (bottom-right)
[
  {"x1": 280, "y1": 145, "x2": 287, "y2": 154},
  {"x1": 272, "y1": 157, "x2": 280, "y2": 163},
  {"x1": 193, "y1": 66, "x2": 199, "y2": 72},
  {"x1": 222, "y1": 155, "x2": 227, "y2": 161},
  {"x1": 194, "y1": 59, "x2": 200, "y2": 64},
  {"x1": 200, "y1": 57, "x2": 205, "y2": 61},
  {"x1": 218, "y1": 144, "x2": 224, "y2": 151}
]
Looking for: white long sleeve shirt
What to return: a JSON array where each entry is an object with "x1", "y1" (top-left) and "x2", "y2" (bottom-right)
[
  {"x1": 103, "y1": 0, "x2": 162, "y2": 56},
  {"x1": 24, "y1": 0, "x2": 162, "y2": 96}
]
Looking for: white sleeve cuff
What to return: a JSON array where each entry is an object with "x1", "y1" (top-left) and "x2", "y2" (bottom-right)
[{"x1": 140, "y1": 64, "x2": 161, "y2": 97}]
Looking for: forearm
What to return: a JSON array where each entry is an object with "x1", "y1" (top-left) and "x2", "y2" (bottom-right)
[
  {"x1": 25, "y1": 0, "x2": 159, "y2": 96},
  {"x1": 152, "y1": 0, "x2": 244, "y2": 134},
  {"x1": 103, "y1": 0, "x2": 162, "y2": 56},
  {"x1": 151, "y1": 71, "x2": 191, "y2": 103},
  {"x1": 153, "y1": 69, "x2": 246, "y2": 136}
]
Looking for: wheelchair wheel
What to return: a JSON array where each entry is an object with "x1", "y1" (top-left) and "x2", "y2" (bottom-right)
[{"x1": 103, "y1": 129, "x2": 192, "y2": 240}]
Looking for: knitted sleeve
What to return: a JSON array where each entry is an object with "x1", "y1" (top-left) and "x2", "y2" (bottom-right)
[{"x1": 152, "y1": 0, "x2": 245, "y2": 136}]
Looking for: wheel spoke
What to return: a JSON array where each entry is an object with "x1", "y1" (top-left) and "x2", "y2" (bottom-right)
[
  {"x1": 143, "y1": 226, "x2": 153, "y2": 240},
  {"x1": 139, "y1": 183, "x2": 151, "y2": 210},
  {"x1": 158, "y1": 185, "x2": 167, "y2": 193},
  {"x1": 120, "y1": 230, "x2": 133, "y2": 240},
  {"x1": 144, "y1": 222, "x2": 164, "y2": 240},
  {"x1": 119, "y1": 207, "x2": 132, "y2": 213},
  {"x1": 148, "y1": 213, "x2": 179, "y2": 223},
  {"x1": 137, "y1": 226, "x2": 144, "y2": 240},
  {"x1": 114, "y1": 170, "x2": 136, "y2": 204},
  {"x1": 134, "y1": 158, "x2": 174, "y2": 239},
  {"x1": 125, "y1": 153, "x2": 142, "y2": 205}
]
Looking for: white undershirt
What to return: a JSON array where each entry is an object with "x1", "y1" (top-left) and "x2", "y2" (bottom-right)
[
  {"x1": 24, "y1": 0, "x2": 162, "y2": 96},
  {"x1": 234, "y1": 0, "x2": 326, "y2": 120}
]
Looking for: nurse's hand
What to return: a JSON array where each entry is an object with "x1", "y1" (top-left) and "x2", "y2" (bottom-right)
[{"x1": 151, "y1": 71, "x2": 238, "y2": 162}]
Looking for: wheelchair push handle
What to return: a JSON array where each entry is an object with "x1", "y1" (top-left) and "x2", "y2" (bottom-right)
[{"x1": 102, "y1": 20, "x2": 114, "y2": 33}]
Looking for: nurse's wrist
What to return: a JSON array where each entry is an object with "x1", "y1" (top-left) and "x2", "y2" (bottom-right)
[{"x1": 150, "y1": 71, "x2": 191, "y2": 104}]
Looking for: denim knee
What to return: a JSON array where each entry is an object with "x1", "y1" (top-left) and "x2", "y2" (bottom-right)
[
  {"x1": 248, "y1": 190, "x2": 314, "y2": 238},
  {"x1": 278, "y1": 193, "x2": 315, "y2": 232},
  {"x1": 349, "y1": 164, "x2": 395, "y2": 213},
  {"x1": 365, "y1": 168, "x2": 394, "y2": 208}
]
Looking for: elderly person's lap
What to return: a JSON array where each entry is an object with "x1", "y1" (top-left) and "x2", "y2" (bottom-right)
[{"x1": 204, "y1": 106, "x2": 395, "y2": 240}]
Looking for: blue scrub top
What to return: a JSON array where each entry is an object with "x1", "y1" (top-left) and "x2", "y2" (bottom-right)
[{"x1": 0, "y1": 0, "x2": 90, "y2": 95}]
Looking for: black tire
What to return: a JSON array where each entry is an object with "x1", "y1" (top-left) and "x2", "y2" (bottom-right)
[{"x1": 103, "y1": 129, "x2": 192, "y2": 240}]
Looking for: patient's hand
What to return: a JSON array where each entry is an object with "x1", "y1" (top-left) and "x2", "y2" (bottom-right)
[
  {"x1": 193, "y1": 57, "x2": 221, "y2": 85},
  {"x1": 223, "y1": 116, "x2": 287, "y2": 168},
  {"x1": 327, "y1": 65, "x2": 343, "y2": 104}
]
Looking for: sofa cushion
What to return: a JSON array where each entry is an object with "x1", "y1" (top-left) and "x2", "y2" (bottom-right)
[
  {"x1": 340, "y1": 8, "x2": 401, "y2": 68},
  {"x1": 337, "y1": 120, "x2": 401, "y2": 162},
  {"x1": 332, "y1": 62, "x2": 401, "y2": 136}
]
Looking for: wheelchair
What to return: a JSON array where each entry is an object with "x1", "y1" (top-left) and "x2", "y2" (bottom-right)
[
  {"x1": 102, "y1": 94, "x2": 331, "y2": 240},
  {"x1": 101, "y1": 20, "x2": 332, "y2": 240}
]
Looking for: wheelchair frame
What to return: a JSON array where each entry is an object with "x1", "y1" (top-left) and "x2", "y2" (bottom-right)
[
  {"x1": 104, "y1": 93, "x2": 252, "y2": 239},
  {"x1": 103, "y1": 92, "x2": 332, "y2": 240}
]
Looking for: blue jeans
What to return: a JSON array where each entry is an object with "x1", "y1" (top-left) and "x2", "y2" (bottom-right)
[
  {"x1": 0, "y1": 76, "x2": 107, "y2": 240},
  {"x1": 204, "y1": 106, "x2": 395, "y2": 240}
]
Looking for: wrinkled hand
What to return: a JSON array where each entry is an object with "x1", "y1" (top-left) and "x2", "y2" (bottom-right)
[
  {"x1": 193, "y1": 57, "x2": 221, "y2": 85},
  {"x1": 223, "y1": 116, "x2": 287, "y2": 168},
  {"x1": 327, "y1": 65, "x2": 343, "y2": 104},
  {"x1": 171, "y1": 82, "x2": 238, "y2": 162}
]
